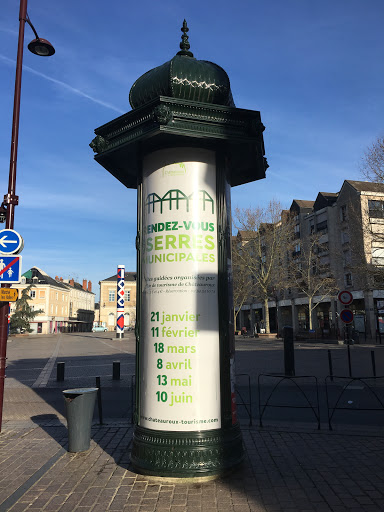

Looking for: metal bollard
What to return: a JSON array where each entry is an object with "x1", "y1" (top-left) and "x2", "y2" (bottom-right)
[
  {"x1": 347, "y1": 344, "x2": 352, "y2": 377},
  {"x1": 328, "y1": 350, "x2": 333, "y2": 382},
  {"x1": 283, "y1": 326, "x2": 295, "y2": 376},
  {"x1": 57, "y1": 362, "x2": 65, "y2": 381},
  {"x1": 96, "y1": 376, "x2": 103, "y2": 425},
  {"x1": 371, "y1": 350, "x2": 376, "y2": 378},
  {"x1": 113, "y1": 361, "x2": 121, "y2": 380}
]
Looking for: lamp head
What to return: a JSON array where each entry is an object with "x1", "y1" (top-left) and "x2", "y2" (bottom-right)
[{"x1": 28, "y1": 38, "x2": 55, "y2": 57}]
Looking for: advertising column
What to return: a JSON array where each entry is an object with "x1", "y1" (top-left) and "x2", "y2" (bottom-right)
[{"x1": 139, "y1": 147, "x2": 220, "y2": 430}]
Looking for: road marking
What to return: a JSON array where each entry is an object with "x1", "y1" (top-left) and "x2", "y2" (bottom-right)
[
  {"x1": 99, "y1": 339, "x2": 131, "y2": 354},
  {"x1": 32, "y1": 334, "x2": 62, "y2": 388}
]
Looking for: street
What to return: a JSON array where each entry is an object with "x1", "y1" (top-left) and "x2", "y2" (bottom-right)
[{"x1": 4, "y1": 333, "x2": 384, "y2": 430}]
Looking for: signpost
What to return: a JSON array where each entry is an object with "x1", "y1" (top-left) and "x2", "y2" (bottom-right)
[
  {"x1": 0, "y1": 229, "x2": 24, "y2": 255},
  {"x1": 0, "y1": 289, "x2": 18, "y2": 302},
  {"x1": 0, "y1": 256, "x2": 22, "y2": 283},
  {"x1": 340, "y1": 309, "x2": 354, "y2": 324},
  {"x1": 338, "y1": 290, "x2": 353, "y2": 306},
  {"x1": 338, "y1": 290, "x2": 354, "y2": 344}
]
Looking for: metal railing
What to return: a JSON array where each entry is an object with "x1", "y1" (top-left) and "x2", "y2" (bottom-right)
[
  {"x1": 258, "y1": 374, "x2": 320, "y2": 429},
  {"x1": 235, "y1": 373, "x2": 252, "y2": 426},
  {"x1": 325, "y1": 375, "x2": 384, "y2": 430}
]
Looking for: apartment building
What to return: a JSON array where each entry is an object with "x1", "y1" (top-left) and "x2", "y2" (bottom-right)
[
  {"x1": 98, "y1": 272, "x2": 137, "y2": 331},
  {"x1": 11, "y1": 267, "x2": 95, "y2": 334},
  {"x1": 235, "y1": 180, "x2": 384, "y2": 339}
]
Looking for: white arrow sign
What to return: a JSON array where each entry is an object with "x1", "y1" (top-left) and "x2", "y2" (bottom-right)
[
  {"x1": 0, "y1": 236, "x2": 18, "y2": 248},
  {"x1": 0, "y1": 229, "x2": 24, "y2": 255}
]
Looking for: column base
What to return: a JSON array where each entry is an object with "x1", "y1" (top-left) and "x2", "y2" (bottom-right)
[
  {"x1": 131, "y1": 423, "x2": 244, "y2": 477},
  {"x1": 116, "y1": 333, "x2": 124, "y2": 339}
]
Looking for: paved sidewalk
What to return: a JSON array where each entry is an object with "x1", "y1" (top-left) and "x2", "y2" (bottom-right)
[
  {"x1": 1, "y1": 418, "x2": 384, "y2": 512},
  {"x1": 2, "y1": 335, "x2": 384, "y2": 511}
]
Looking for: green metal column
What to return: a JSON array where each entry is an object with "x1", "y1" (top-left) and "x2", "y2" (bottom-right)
[{"x1": 90, "y1": 20, "x2": 267, "y2": 477}]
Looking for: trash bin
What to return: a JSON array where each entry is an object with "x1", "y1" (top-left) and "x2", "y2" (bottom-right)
[{"x1": 62, "y1": 388, "x2": 98, "y2": 453}]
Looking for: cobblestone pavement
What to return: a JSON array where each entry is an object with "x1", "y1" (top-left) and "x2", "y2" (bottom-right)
[{"x1": 1, "y1": 419, "x2": 384, "y2": 512}]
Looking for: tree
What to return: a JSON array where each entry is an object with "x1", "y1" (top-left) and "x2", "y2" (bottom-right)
[
  {"x1": 233, "y1": 200, "x2": 291, "y2": 334},
  {"x1": 360, "y1": 136, "x2": 384, "y2": 183},
  {"x1": 10, "y1": 285, "x2": 42, "y2": 334},
  {"x1": 358, "y1": 137, "x2": 384, "y2": 286},
  {"x1": 232, "y1": 239, "x2": 256, "y2": 330},
  {"x1": 287, "y1": 232, "x2": 338, "y2": 330}
]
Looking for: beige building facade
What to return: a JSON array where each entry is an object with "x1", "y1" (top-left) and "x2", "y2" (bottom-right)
[
  {"x1": 98, "y1": 272, "x2": 137, "y2": 331},
  {"x1": 236, "y1": 180, "x2": 384, "y2": 341},
  {"x1": 11, "y1": 267, "x2": 95, "y2": 334}
]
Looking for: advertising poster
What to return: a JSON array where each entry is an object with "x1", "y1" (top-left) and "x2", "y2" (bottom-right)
[{"x1": 140, "y1": 148, "x2": 221, "y2": 431}]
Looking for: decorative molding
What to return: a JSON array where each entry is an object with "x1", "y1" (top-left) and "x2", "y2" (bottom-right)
[
  {"x1": 153, "y1": 105, "x2": 173, "y2": 125},
  {"x1": 91, "y1": 96, "x2": 267, "y2": 189},
  {"x1": 131, "y1": 424, "x2": 244, "y2": 476},
  {"x1": 89, "y1": 135, "x2": 109, "y2": 154}
]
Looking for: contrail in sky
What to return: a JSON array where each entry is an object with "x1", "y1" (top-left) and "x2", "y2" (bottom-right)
[{"x1": 0, "y1": 54, "x2": 125, "y2": 114}]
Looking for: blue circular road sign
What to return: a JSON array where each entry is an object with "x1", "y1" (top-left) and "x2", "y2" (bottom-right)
[
  {"x1": 0, "y1": 229, "x2": 24, "y2": 255},
  {"x1": 340, "y1": 309, "x2": 354, "y2": 324}
]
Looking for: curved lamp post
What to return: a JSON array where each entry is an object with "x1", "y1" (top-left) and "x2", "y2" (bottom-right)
[{"x1": 0, "y1": 0, "x2": 55, "y2": 431}]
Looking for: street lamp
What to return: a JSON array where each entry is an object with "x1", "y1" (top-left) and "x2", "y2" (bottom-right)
[{"x1": 0, "y1": 0, "x2": 55, "y2": 431}]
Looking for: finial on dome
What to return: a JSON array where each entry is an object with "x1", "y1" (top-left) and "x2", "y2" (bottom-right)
[{"x1": 177, "y1": 20, "x2": 194, "y2": 57}]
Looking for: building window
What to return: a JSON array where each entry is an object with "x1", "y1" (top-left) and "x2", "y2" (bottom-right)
[
  {"x1": 341, "y1": 231, "x2": 350, "y2": 244},
  {"x1": 372, "y1": 246, "x2": 384, "y2": 266},
  {"x1": 56, "y1": 292, "x2": 58, "y2": 300},
  {"x1": 345, "y1": 273, "x2": 353, "y2": 287},
  {"x1": 368, "y1": 200, "x2": 384, "y2": 218},
  {"x1": 30, "y1": 290, "x2": 36, "y2": 298},
  {"x1": 316, "y1": 220, "x2": 328, "y2": 233},
  {"x1": 39, "y1": 290, "x2": 45, "y2": 298},
  {"x1": 340, "y1": 205, "x2": 347, "y2": 221},
  {"x1": 293, "y1": 243, "x2": 301, "y2": 256},
  {"x1": 108, "y1": 313, "x2": 114, "y2": 326},
  {"x1": 125, "y1": 290, "x2": 130, "y2": 302},
  {"x1": 108, "y1": 290, "x2": 115, "y2": 302},
  {"x1": 298, "y1": 310, "x2": 307, "y2": 330},
  {"x1": 343, "y1": 250, "x2": 352, "y2": 267}
]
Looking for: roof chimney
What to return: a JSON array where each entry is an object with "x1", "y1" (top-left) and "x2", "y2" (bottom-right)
[
  {"x1": 55, "y1": 276, "x2": 59, "y2": 281},
  {"x1": 83, "y1": 279, "x2": 87, "y2": 291},
  {"x1": 69, "y1": 278, "x2": 74, "y2": 287},
  {"x1": 88, "y1": 281, "x2": 92, "y2": 292},
  {"x1": 60, "y1": 277, "x2": 63, "y2": 282}
]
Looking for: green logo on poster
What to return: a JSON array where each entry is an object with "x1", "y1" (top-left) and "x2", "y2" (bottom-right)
[
  {"x1": 161, "y1": 163, "x2": 187, "y2": 177},
  {"x1": 146, "y1": 189, "x2": 215, "y2": 214}
]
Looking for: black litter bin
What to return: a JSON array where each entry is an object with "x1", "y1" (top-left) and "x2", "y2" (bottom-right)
[{"x1": 63, "y1": 388, "x2": 98, "y2": 453}]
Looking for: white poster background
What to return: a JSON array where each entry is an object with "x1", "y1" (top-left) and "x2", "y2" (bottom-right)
[{"x1": 140, "y1": 148, "x2": 221, "y2": 431}]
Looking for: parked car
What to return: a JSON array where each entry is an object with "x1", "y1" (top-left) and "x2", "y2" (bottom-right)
[{"x1": 92, "y1": 325, "x2": 108, "y2": 332}]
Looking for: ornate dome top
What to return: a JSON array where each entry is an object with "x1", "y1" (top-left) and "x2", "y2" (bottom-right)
[{"x1": 129, "y1": 20, "x2": 235, "y2": 109}]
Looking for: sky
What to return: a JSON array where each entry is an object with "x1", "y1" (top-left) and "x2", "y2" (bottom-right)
[{"x1": 1, "y1": 0, "x2": 383, "y2": 300}]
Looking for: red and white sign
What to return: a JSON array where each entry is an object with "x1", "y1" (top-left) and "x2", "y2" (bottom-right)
[
  {"x1": 338, "y1": 290, "x2": 353, "y2": 305},
  {"x1": 340, "y1": 309, "x2": 354, "y2": 324}
]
